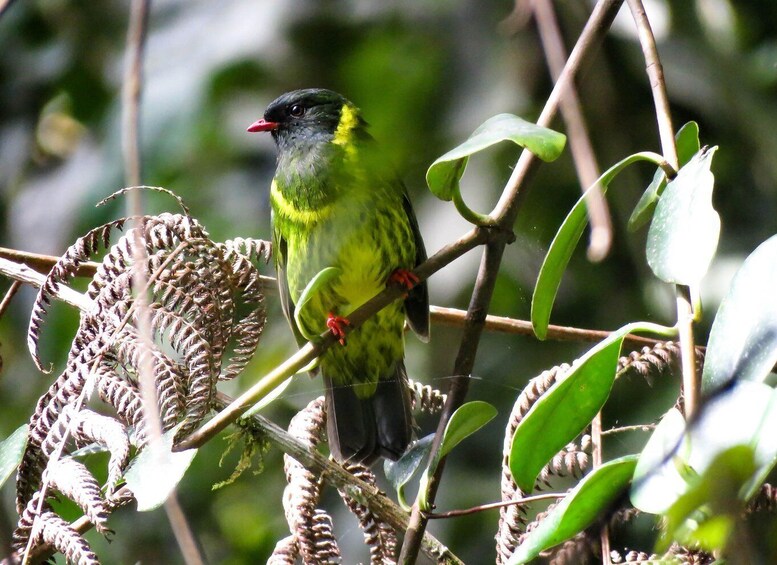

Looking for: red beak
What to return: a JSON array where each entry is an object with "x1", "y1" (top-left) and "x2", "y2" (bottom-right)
[{"x1": 247, "y1": 118, "x2": 280, "y2": 133}]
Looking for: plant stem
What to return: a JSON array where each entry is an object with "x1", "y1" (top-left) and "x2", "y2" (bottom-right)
[
  {"x1": 626, "y1": 0, "x2": 698, "y2": 419},
  {"x1": 533, "y1": 0, "x2": 612, "y2": 261},
  {"x1": 399, "y1": 1, "x2": 626, "y2": 562}
]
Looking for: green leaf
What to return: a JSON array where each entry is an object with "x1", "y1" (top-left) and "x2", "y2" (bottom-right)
[
  {"x1": 418, "y1": 401, "x2": 497, "y2": 510},
  {"x1": 632, "y1": 381, "x2": 777, "y2": 517},
  {"x1": 628, "y1": 121, "x2": 700, "y2": 231},
  {"x1": 675, "y1": 121, "x2": 701, "y2": 165},
  {"x1": 531, "y1": 152, "x2": 666, "y2": 339},
  {"x1": 508, "y1": 455, "x2": 638, "y2": 564},
  {"x1": 658, "y1": 445, "x2": 755, "y2": 553},
  {"x1": 438, "y1": 400, "x2": 497, "y2": 459},
  {"x1": 510, "y1": 321, "x2": 674, "y2": 492},
  {"x1": 426, "y1": 113, "x2": 565, "y2": 225},
  {"x1": 384, "y1": 434, "x2": 434, "y2": 510},
  {"x1": 702, "y1": 234, "x2": 777, "y2": 392},
  {"x1": 0, "y1": 424, "x2": 28, "y2": 490},
  {"x1": 631, "y1": 408, "x2": 691, "y2": 514},
  {"x1": 125, "y1": 426, "x2": 198, "y2": 511},
  {"x1": 646, "y1": 147, "x2": 720, "y2": 286},
  {"x1": 293, "y1": 266, "x2": 341, "y2": 340}
]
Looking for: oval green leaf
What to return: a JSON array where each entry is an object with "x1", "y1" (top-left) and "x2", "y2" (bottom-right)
[
  {"x1": 438, "y1": 400, "x2": 497, "y2": 459},
  {"x1": 418, "y1": 400, "x2": 497, "y2": 510},
  {"x1": 384, "y1": 434, "x2": 434, "y2": 510},
  {"x1": 510, "y1": 321, "x2": 674, "y2": 492},
  {"x1": 632, "y1": 381, "x2": 777, "y2": 516},
  {"x1": 508, "y1": 455, "x2": 638, "y2": 564},
  {"x1": 531, "y1": 152, "x2": 666, "y2": 339},
  {"x1": 702, "y1": 234, "x2": 777, "y2": 392},
  {"x1": 646, "y1": 147, "x2": 720, "y2": 286},
  {"x1": 630, "y1": 408, "x2": 690, "y2": 514},
  {"x1": 628, "y1": 121, "x2": 700, "y2": 231},
  {"x1": 0, "y1": 424, "x2": 28, "y2": 490},
  {"x1": 426, "y1": 114, "x2": 565, "y2": 224},
  {"x1": 125, "y1": 426, "x2": 198, "y2": 511}
]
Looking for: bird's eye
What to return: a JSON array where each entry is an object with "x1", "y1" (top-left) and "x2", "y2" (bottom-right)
[{"x1": 288, "y1": 104, "x2": 305, "y2": 118}]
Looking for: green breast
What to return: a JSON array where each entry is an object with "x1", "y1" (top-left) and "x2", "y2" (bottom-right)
[{"x1": 271, "y1": 168, "x2": 416, "y2": 395}]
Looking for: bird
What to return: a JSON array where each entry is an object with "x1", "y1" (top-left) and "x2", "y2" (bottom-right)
[{"x1": 248, "y1": 88, "x2": 429, "y2": 464}]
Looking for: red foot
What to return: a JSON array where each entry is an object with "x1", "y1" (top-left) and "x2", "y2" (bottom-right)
[
  {"x1": 326, "y1": 312, "x2": 351, "y2": 345},
  {"x1": 388, "y1": 268, "x2": 420, "y2": 291}
]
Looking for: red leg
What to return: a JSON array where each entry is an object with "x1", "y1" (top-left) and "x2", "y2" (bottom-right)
[
  {"x1": 388, "y1": 268, "x2": 420, "y2": 291},
  {"x1": 326, "y1": 312, "x2": 351, "y2": 345}
]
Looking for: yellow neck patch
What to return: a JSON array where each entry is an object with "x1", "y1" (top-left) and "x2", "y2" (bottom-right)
[
  {"x1": 271, "y1": 179, "x2": 332, "y2": 224},
  {"x1": 332, "y1": 104, "x2": 359, "y2": 151}
]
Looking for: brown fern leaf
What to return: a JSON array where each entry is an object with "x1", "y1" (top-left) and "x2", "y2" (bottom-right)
[
  {"x1": 618, "y1": 341, "x2": 680, "y2": 385},
  {"x1": 340, "y1": 463, "x2": 397, "y2": 564},
  {"x1": 216, "y1": 247, "x2": 267, "y2": 381},
  {"x1": 27, "y1": 218, "x2": 133, "y2": 371},
  {"x1": 16, "y1": 210, "x2": 269, "y2": 564},
  {"x1": 537, "y1": 439, "x2": 591, "y2": 486},
  {"x1": 311, "y1": 509, "x2": 342, "y2": 564},
  {"x1": 282, "y1": 397, "x2": 327, "y2": 563},
  {"x1": 45, "y1": 457, "x2": 110, "y2": 534},
  {"x1": 667, "y1": 544, "x2": 715, "y2": 564},
  {"x1": 17, "y1": 334, "x2": 111, "y2": 513},
  {"x1": 12, "y1": 492, "x2": 50, "y2": 552},
  {"x1": 222, "y1": 237, "x2": 272, "y2": 264},
  {"x1": 36, "y1": 511, "x2": 100, "y2": 565},
  {"x1": 95, "y1": 371, "x2": 148, "y2": 446},
  {"x1": 609, "y1": 549, "x2": 662, "y2": 563},
  {"x1": 72, "y1": 410, "x2": 131, "y2": 496},
  {"x1": 268, "y1": 535, "x2": 298, "y2": 565},
  {"x1": 408, "y1": 379, "x2": 446, "y2": 414},
  {"x1": 546, "y1": 531, "x2": 595, "y2": 564},
  {"x1": 110, "y1": 329, "x2": 185, "y2": 430},
  {"x1": 496, "y1": 364, "x2": 570, "y2": 565},
  {"x1": 748, "y1": 482, "x2": 777, "y2": 513}
]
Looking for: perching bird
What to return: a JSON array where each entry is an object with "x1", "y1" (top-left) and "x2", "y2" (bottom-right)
[{"x1": 248, "y1": 88, "x2": 429, "y2": 464}]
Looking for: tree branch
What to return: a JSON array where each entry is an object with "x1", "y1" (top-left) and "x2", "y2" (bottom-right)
[
  {"x1": 399, "y1": 1, "x2": 626, "y2": 562},
  {"x1": 625, "y1": 0, "x2": 697, "y2": 420}
]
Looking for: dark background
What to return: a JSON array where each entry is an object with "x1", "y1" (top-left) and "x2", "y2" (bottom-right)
[{"x1": 1, "y1": 0, "x2": 776, "y2": 562}]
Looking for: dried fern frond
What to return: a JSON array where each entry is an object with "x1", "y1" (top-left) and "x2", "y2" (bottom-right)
[
  {"x1": 340, "y1": 463, "x2": 397, "y2": 564},
  {"x1": 282, "y1": 397, "x2": 328, "y2": 563},
  {"x1": 618, "y1": 341, "x2": 705, "y2": 386},
  {"x1": 14, "y1": 210, "x2": 269, "y2": 564},
  {"x1": 311, "y1": 509, "x2": 341, "y2": 564},
  {"x1": 546, "y1": 531, "x2": 596, "y2": 564},
  {"x1": 537, "y1": 436, "x2": 591, "y2": 487},
  {"x1": 408, "y1": 379, "x2": 446, "y2": 414},
  {"x1": 496, "y1": 364, "x2": 570, "y2": 564},
  {"x1": 268, "y1": 535, "x2": 298, "y2": 565}
]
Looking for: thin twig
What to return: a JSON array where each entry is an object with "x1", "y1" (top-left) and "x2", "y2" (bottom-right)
[
  {"x1": 600, "y1": 424, "x2": 655, "y2": 436},
  {"x1": 533, "y1": 0, "x2": 612, "y2": 261},
  {"x1": 592, "y1": 412, "x2": 611, "y2": 564},
  {"x1": 163, "y1": 492, "x2": 205, "y2": 565},
  {"x1": 626, "y1": 0, "x2": 696, "y2": 419},
  {"x1": 0, "y1": 246, "x2": 276, "y2": 289},
  {"x1": 425, "y1": 492, "x2": 565, "y2": 520},
  {"x1": 0, "y1": 280, "x2": 22, "y2": 319},
  {"x1": 399, "y1": 2, "x2": 626, "y2": 562},
  {"x1": 121, "y1": 1, "x2": 204, "y2": 563}
]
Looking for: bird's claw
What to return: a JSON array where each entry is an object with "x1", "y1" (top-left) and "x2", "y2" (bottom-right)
[
  {"x1": 388, "y1": 268, "x2": 419, "y2": 292},
  {"x1": 327, "y1": 312, "x2": 351, "y2": 345}
]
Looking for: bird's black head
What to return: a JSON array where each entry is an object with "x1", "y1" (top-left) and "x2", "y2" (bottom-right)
[{"x1": 247, "y1": 88, "x2": 364, "y2": 150}]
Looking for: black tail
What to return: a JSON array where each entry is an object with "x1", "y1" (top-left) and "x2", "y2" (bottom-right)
[{"x1": 324, "y1": 363, "x2": 413, "y2": 465}]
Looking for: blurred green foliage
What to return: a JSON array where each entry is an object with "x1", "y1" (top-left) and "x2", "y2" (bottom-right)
[{"x1": 2, "y1": 0, "x2": 777, "y2": 562}]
